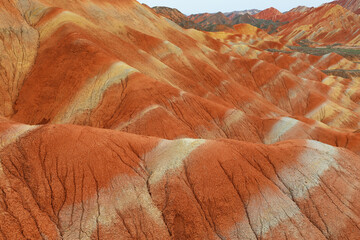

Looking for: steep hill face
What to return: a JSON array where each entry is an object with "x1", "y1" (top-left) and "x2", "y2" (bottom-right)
[
  {"x1": 277, "y1": 4, "x2": 360, "y2": 45},
  {"x1": 188, "y1": 12, "x2": 233, "y2": 31},
  {"x1": 168, "y1": 11, "x2": 284, "y2": 33},
  {"x1": 189, "y1": 12, "x2": 230, "y2": 24},
  {"x1": 253, "y1": 6, "x2": 309, "y2": 22},
  {"x1": 253, "y1": 7, "x2": 283, "y2": 21},
  {"x1": 331, "y1": 0, "x2": 360, "y2": 13},
  {"x1": 275, "y1": 6, "x2": 312, "y2": 22},
  {"x1": 152, "y1": 6, "x2": 197, "y2": 29},
  {"x1": 0, "y1": 0, "x2": 360, "y2": 239},
  {"x1": 225, "y1": 9, "x2": 261, "y2": 19},
  {"x1": 231, "y1": 13, "x2": 286, "y2": 33},
  {"x1": 288, "y1": 6, "x2": 313, "y2": 13}
]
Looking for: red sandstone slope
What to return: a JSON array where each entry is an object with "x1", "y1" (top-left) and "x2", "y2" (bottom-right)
[
  {"x1": 277, "y1": 4, "x2": 360, "y2": 45},
  {"x1": 254, "y1": 6, "x2": 312, "y2": 22},
  {"x1": 276, "y1": 6, "x2": 312, "y2": 22},
  {"x1": 0, "y1": 0, "x2": 360, "y2": 239},
  {"x1": 253, "y1": 7, "x2": 283, "y2": 21}
]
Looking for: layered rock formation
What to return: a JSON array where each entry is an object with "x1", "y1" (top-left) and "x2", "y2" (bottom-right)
[
  {"x1": 152, "y1": 8, "x2": 286, "y2": 33},
  {"x1": 0, "y1": 0, "x2": 360, "y2": 239},
  {"x1": 186, "y1": 11, "x2": 284, "y2": 33},
  {"x1": 331, "y1": 0, "x2": 360, "y2": 13},
  {"x1": 152, "y1": 6, "x2": 197, "y2": 29},
  {"x1": 277, "y1": 4, "x2": 360, "y2": 46},
  {"x1": 253, "y1": 7, "x2": 283, "y2": 21},
  {"x1": 188, "y1": 12, "x2": 233, "y2": 32},
  {"x1": 224, "y1": 9, "x2": 261, "y2": 19},
  {"x1": 253, "y1": 6, "x2": 313, "y2": 23}
]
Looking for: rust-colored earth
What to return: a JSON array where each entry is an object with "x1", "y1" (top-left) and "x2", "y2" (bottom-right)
[{"x1": 0, "y1": 0, "x2": 360, "y2": 239}]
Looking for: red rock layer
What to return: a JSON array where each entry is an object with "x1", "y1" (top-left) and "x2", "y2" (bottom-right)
[
  {"x1": 331, "y1": 0, "x2": 360, "y2": 13},
  {"x1": 277, "y1": 4, "x2": 360, "y2": 45},
  {"x1": 253, "y1": 7, "x2": 283, "y2": 21}
]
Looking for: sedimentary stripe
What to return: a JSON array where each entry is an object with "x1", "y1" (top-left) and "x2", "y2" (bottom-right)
[
  {"x1": 116, "y1": 104, "x2": 163, "y2": 130},
  {"x1": 264, "y1": 117, "x2": 299, "y2": 144},
  {"x1": 279, "y1": 140, "x2": 339, "y2": 199},
  {"x1": 38, "y1": 10, "x2": 98, "y2": 40},
  {"x1": 223, "y1": 109, "x2": 245, "y2": 127},
  {"x1": 59, "y1": 175, "x2": 168, "y2": 239},
  {"x1": 145, "y1": 138, "x2": 206, "y2": 184},
  {"x1": 0, "y1": 124, "x2": 39, "y2": 177},
  {"x1": 52, "y1": 61, "x2": 139, "y2": 124},
  {"x1": 0, "y1": 124, "x2": 39, "y2": 150}
]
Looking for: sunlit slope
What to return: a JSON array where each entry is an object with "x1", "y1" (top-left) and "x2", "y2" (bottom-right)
[{"x1": 277, "y1": 4, "x2": 360, "y2": 46}]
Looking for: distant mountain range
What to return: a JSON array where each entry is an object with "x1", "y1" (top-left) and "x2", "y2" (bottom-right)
[
  {"x1": 152, "y1": 0, "x2": 359, "y2": 33},
  {"x1": 153, "y1": 7, "x2": 286, "y2": 33},
  {"x1": 224, "y1": 9, "x2": 261, "y2": 18}
]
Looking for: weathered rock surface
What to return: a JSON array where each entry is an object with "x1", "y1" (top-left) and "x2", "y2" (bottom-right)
[
  {"x1": 152, "y1": 6, "x2": 197, "y2": 29},
  {"x1": 253, "y1": 7, "x2": 283, "y2": 21},
  {"x1": 2, "y1": 120, "x2": 360, "y2": 239},
  {"x1": 331, "y1": 0, "x2": 360, "y2": 13},
  {"x1": 253, "y1": 6, "x2": 311, "y2": 22},
  {"x1": 277, "y1": 4, "x2": 360, "y2": 46},
  {"x1": 0, "y1": 0, "x2": 360, "y2": 239}
]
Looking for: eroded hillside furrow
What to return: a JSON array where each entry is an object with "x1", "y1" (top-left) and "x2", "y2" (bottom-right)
[
  {"x1": 0, "y1": 0, "x2": 39, "y2": 117},
  {"x1": 2, "y1": 122, "x2": 360, "y2": 239},
  {"x1": 0, "y1": 0, "x2": 360, "y2": 239}
]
